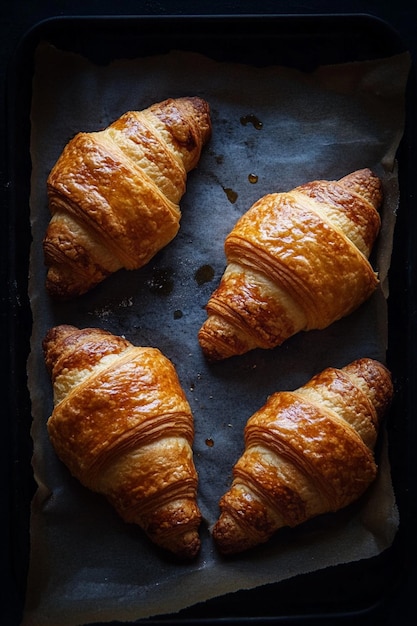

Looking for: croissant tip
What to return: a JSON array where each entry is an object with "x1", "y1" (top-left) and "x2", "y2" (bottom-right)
[
  {"x1": 159, "y1": 529, "x2": 201, "y2": 560},
  {"x1": 343, "y1": 357, "x2": 394, "y2": 418},
  {"x1": 178, "y1": 536, "x2": 201, "y2": 560},
  {"x1": 45, "y1": 268, "x2": 103, "y2": 300},
  {"x1": 338, "y1": 168, "x2": 383, "y2": 208},
  {"x1": 198, "y1": 317, "x2": 255, "y2": 362},
  {"x1": 212, "y1": 515, "x2": 259, "y2": 556},
  {"x1": 42, "y1": 323, "x2": 76, "y2": 351}
]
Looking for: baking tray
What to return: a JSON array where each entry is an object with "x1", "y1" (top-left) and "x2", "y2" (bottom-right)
[{"x1": 4, "y1": 13, "x2": 416, "y2": 625}]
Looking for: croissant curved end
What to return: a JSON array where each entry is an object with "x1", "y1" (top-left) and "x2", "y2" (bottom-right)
[
  {"x1": 156, "y1": 529, "x2": 201, "y2": 560},
  {"x1": 212, "y1": 510, "x2": 267, "y2": 555}
]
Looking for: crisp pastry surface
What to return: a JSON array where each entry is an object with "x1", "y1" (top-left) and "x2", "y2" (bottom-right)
[
  {"x1": 43, "y1": 324, "x2": 202, "y2": 559},
  {"x1": 198, "y1": 168, "x2": 383, "y2": 361},
  {"x1": 212, "y1": 357, "x2": 393, "y2": 555},
  {"x1": 43, "y1": 96, "x2": 211, "y2": 299}
]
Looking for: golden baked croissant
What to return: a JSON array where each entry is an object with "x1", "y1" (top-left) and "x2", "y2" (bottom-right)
[
  {"x1": 212, "y1": 357, "x2": 393, "y2": 555},
  {"x1": 198, "y1": 168, "x2": 383, "y2": 360},
  {"x1": 43, "y1": 324, "x2": 202, "y2": 559},
  {"x1": 43, "y1": 96, "x2": 211, "y2": 298}
]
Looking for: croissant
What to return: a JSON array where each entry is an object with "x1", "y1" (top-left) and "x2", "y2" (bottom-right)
[
  {"x1": 43, "y1": 324, "x2": 202, "y2": 559},
  {"x1": 43, "y1": 96, "x2": 211, "y2": 298},
  {"x1": 198, "y1": 168, "x2": 383, "y2": 360},
  {"x1": 212, "y1": 357, "x2": 393, "y2": 555}
]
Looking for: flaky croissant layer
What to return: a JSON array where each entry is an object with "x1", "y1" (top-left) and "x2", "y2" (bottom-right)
[
  {"x1": 43, "y1": 324, "x2": 202, "y2": 559},
  {"x1": 43, "y1": 96, "x2": 211, "y2": 299},
  {"x1": 212, "y1": 357, "x2": 393, "y2": 555},
  {"x1": 198, "y1": 168, "x2": 383, "y2": 361}
]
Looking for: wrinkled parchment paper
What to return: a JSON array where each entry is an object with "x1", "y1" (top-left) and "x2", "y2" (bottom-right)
[{"x1": 23, "y1": 43, "x2": 410, "y2": 625}]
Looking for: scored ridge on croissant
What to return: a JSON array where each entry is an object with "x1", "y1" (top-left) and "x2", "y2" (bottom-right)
[
  {"x1": 212, "y1": 357, "x2": 393, "y2": 555},
  {"x1": 43, "y1": 96, "x2": 211, "y2": 299},
  {"x1": 198, "y1": 168, "x2": 383, "y2": 361},
  {"x1": 43, "y1": 324, "x2": 202, "y2": 559}
]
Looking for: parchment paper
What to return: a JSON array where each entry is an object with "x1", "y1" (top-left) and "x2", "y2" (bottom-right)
[{"x1": 23, "y1": 43, "x2": 410, "y2": 625}]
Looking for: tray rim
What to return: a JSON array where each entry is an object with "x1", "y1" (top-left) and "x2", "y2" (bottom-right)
[{"x1": 7, "y1": 11, "x2": 409, "y2": 62}]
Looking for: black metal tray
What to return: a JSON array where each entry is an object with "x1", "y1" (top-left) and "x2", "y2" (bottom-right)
[{"x1": 4, "y1": 13, "x2": 416, "y2": 626}]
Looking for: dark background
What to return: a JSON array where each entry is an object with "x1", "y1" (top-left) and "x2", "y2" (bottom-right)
[{"x1": 1, "y1": 1, "x2": 416, "y2": 625}]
